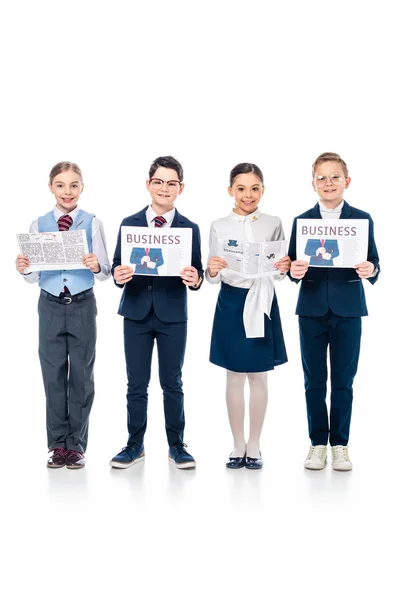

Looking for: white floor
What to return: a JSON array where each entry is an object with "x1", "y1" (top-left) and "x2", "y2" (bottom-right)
[{"x1": 4, "y1": 282, "x2": 399, "y2": 599}]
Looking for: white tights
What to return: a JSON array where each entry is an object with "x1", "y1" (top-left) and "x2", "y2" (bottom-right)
[{"x1": 226, "y1": 370, "x2": 268, "y2": 458}]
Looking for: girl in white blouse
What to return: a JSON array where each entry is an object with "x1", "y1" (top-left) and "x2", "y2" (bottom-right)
[{"x1": 206, "y1": 163, "x2": 290, "y2": 469}]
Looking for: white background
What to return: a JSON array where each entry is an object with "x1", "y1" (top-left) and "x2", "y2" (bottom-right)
[{"x1": 2, "y1": 1, "x2": 399, "y2": 599}]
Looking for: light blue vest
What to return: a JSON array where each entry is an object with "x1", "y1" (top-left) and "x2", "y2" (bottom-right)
[{"x1": 38, "y1": 209, "x2": 95, "y2": 296}]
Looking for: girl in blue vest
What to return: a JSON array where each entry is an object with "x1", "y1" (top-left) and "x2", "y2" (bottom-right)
[
  {"x1": 206, "y1": 163, "x2": 290, "y2": 469},
  {"x1": 15, "y1": 162, "x2": 111, "y2": 469}
]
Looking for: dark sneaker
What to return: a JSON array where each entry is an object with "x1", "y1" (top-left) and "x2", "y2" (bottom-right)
[
  {"x1": 110, "y1": 444, "x2": 145, "y2": 469},
  {"x1": 66, "y1": 451, "x2": 86, "y2": 469},
  {"x1": 168, "y1": 443, "x2": 196, "y2": 469},
  {"x1": 47, "y1": 447, "x2": 69, "y2": 469}
]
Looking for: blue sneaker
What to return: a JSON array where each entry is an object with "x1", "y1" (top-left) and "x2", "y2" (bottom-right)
[
  {"x1": 110, "y1": 444, "x2": 145, "y2": 469},
  {"x1": 168, "y1": 443, "x2": 196, "y2": 469}
]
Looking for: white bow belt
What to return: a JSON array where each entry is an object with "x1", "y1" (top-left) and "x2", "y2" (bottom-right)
[{"x1": 220, "y1": 269, "x2": 275, "y2": 338}]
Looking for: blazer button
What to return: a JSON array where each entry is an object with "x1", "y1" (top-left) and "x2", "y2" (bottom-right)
[{"x1": 148, "y1": 285, "x2": 152, "y2": 291}]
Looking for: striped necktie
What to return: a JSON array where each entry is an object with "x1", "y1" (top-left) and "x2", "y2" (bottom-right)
[
  {"x1": 154, "y1": 215, "x2": 166, "y2": 228},
  {"x1": 57, "y1": 215, "x2": 73, "y2": 293},
  {"x1": 58, "y1": 214, "x2": 73, "y2": 231}
]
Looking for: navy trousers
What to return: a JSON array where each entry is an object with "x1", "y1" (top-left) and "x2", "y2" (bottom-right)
[
  {"x1": 299, "y1": 311, "x2": 362, "y2": 446},
  {"x1": 123, "y1": 309, "x2": 187, "y2": 447}
]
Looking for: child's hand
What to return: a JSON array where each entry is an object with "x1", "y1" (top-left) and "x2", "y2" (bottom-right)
[
  {"x1": 83, "y1": 253, "x2": 100, "y2": 273},
  {"x1": 355, "y1": 261, "x2": 375, "y2": 278},
  {"x1": 322, "y1": 253, "x2": 332, "y2": 261},
  {"x1": 148, "y1": 261, "x2": 156, "y2": 269},
  {"x1": 180, "y1": 266, "x2": 199, "y2": 287},
  {"x1": 114, "y1": 265, "x2": 134, "y2": 284},
  {"x1": 141, "y1": 255, "x2": 150, "y2": 265},
  {"x1": 275, "y1": 255, "x2": 291, "y2": 273},
  {"x1": 316, "y1": 247, "x2": 325, "y2": 256},
  {"x1": 290, "y1": 260, "x2": 309, "y2": 279},
  {"x1": 207, "y1": 256, "x2": 228, "y2": 277},
  {"x1": 16, "y1": 254, "x2": 31, "y2": 274}
]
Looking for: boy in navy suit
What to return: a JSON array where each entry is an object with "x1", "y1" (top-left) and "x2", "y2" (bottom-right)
[
  {"x1": 110, "y1": 156, "x2": 203, "y2": 469},
  {"x1": 288, "y1": 152, "x2": 380, "y2": 471}
]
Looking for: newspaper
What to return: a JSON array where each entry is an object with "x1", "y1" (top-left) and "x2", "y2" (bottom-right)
[
  {"x1": 121, "y1": 226, "x2": 192, "y2": 276},
  {"x1": 17, "y1": 230, "x2": 89, "y2": 272},
  {"x1": 296, "y1": 219, "x2": 369, "y2": 268},
  {"x1": 217, "y1": 238, "x2": 287, "y2": 276}
]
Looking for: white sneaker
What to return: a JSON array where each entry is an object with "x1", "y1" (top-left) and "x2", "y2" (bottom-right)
[
  {"x1": 331, "y1": 445, "x2": 352, "y2": 471},
  {"x1": 304, "y1": 445, "x2": 327, "y2": 470}
]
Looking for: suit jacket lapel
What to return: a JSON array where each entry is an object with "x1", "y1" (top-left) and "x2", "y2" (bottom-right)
[{"x1": 133, "y1": 206, "x2": 149, "y2": 226}]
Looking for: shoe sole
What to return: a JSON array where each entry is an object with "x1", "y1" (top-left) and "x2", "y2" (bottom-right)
[
  {"x1": 304, "y1": 460, "x2": 327, "y2": 470},
  {"x1": 47, "y1": 463, "x2": 66, "y2": 469},
  {"x1": 110, "y1": 454, "x2": 145, "y2": 469},
  {"x1": 332, "y1": 464, "x2": 353, "y2": 471},
  {"x1": 66, "y1": 464, "x2": 85, "y2": 469},
  {"x1": 168, "y1": 457, "x2": 196, "y2": 469}
]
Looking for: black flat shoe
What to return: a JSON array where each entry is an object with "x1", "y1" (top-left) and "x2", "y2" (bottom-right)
[
  {"x1": 245, "y1": 455, "x2": 263, "y2": 470},
  {"x1": 226, "y1": 456, "x2": 246, "y2": 469}
]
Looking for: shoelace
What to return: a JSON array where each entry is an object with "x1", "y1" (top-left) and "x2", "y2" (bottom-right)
[
  {"x1": 50, "y1": 447, "x2": 69, "y2": 457},
  {"x1": 68, "y1": 450, "x2": 84, "y2": 458},
  {"x1": 332, "y1": 446, "x2": 349, "y2": 460},
  {"x1": 307, "y1": 446, "x2": 325, "y2": 460},
  {"x1": 171, "y1": 443, "x2": 188, "y2": 456}
]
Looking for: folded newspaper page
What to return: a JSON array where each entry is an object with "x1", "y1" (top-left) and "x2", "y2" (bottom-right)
[
  {"x1": 217, "y1": 238, "x2": 287, "y2": 276},
  {"x1": 17, "y1": 230, "x2": 89, "y2": 273},
  {"x1": 121, "y1": 226, "x2": 192, "y2": 276},
  {"x1": 296, "y1": 219, "x2": 369, "y2": 268}
]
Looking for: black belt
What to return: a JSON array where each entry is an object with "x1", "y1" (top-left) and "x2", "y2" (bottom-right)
[{"x1": 41, "y1": 288, "x2": 94, "y2": 305}]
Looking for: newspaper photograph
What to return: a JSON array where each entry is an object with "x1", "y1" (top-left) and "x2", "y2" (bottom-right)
[
  {"x1": 217, "y1": 238, "x2": 287, "y2": 276},
  {"x1": 17, "y1": 230, "x2": 89, "y2": 273},
  {"x1": 121, "y1": 226, "x2": 192, "y2": 276},
  {"x1": 296, "y1": 219, "x2": 369, "y2": 268}
]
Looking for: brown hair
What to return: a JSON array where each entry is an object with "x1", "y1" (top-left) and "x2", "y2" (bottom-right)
[
  {"x1": 49, "y1": 161, "x2": 83, "y2": 185},
  {"x1": 312, "y1": 152, "x2": 349, "y2": 178}
]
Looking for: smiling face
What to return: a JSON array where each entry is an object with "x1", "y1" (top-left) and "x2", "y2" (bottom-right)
[
  {"x1": 146, "y1": 166, "x2": 184, "y2": 214},
  {"x1": 312, "y1": 160, "x2": 351, "y2": 208},
  {"x1": 229, "y1": 172, "x2": 264, "y2": 216},
  {"x1": 49, "y1": 169, "x2": 84, "y2": 213}
]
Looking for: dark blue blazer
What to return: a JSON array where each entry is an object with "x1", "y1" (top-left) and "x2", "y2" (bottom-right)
[
  {"x1": 112, "y1": 207, "x2": 204, "y2": 322},
  {"x1": 304, "y1": 239, "x2": 339, "y2": 266},
  {"x1": 288, "y1": 201, "x2": 380, "y2": 317},
  {"x1": 130, "y1": 247, "x2": 164, "y2": 275}
]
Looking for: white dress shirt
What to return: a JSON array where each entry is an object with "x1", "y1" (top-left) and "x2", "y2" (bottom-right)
[
  {"x1": 206, "y1": 208, "x2": 286, "y2": 338},
  {"x1": 23, "y1": 206, "x2": 111, "y2": 283},
  {"x1": 318, "y1": 199, "x2": 344, "y2": 219},
  {"x1": 146, "y1": 205, "x2": 175, "y2": 228}
]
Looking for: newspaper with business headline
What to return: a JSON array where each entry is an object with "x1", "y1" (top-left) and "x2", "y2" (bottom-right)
[
  {"x1": 217, "y1": 238, "x2": 287, "y2": 276},
  {"x1": 121, "y1": 226, "x2": 192, "y2": 276},
  {"x1": 296, "y1": 219, "x2": 369, "y2": 268},
  {"x1": 17, "y1": 230, "x2": 89, "y2": 272}
]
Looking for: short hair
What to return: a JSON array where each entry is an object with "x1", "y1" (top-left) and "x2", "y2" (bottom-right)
[
  {"x1": 149, "y1": 156, "x2": 184, "y2": 182},
  {"x1": 312, "y1": 152, "x2": 349, "y2": 178},
  {"x1": 229, "y1": 163, "x2": 264, "y2": 187},
  {"x1": 49, "y1": 161, "x2": 83, "y2": 185}
]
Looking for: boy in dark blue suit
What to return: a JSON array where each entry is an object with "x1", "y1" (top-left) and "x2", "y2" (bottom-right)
[
  {"x1": 110, "y1": 156, "x2": 203, "y2": 469},
  {"x1": 288, "y1": 152, "x2": 380, "y2": 471}
]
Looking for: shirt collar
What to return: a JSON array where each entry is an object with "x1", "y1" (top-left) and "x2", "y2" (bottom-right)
[
  {"x1": 53, "y1": 206, "x2": 80, "y2": 221},
  {"x1": 318, "y1": 199, "x2": 344, "y2": 213},
  {"x1": 146, "y1": 205, "x2": 175, "y2": 225},
  {"x1": 229, "y1": 207, "x2": 262, "y2": 224}
]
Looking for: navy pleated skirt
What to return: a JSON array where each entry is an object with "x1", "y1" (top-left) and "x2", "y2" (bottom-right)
[{"x1": 210, "y1": 283, "x2": 288, "y2": 373}]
